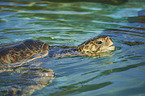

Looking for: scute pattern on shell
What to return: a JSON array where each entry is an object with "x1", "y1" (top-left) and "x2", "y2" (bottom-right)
[{"x1": 0, "y1": 40, "x2": 49, "y2": 64}]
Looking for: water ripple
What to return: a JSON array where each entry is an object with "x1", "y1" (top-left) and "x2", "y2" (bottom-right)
[
  {"x1": 19, "y1": 10, "x2": 93, "y2": 15},
  {"x1": 0, "y1": 1, "x2": 145, "y2": 96}
]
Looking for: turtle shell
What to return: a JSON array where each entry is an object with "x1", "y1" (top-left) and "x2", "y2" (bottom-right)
[{"x1": 0, "y1": 40, "x2": 49, "y2": 64}]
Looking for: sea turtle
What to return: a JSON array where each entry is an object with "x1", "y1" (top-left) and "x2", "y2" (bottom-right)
[
  {"x1": 0, "y1": 35, "x2": 115, "y2": 64},
  {"x1": 0, "y1": 35, "x2": 115, "y2": 95}
]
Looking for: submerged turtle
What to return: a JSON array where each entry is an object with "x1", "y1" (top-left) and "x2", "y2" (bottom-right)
[
  {"x1": 0, "y1": 35, "x2": 115, "y2": 95},
  {"x1": 0, "y1": 35, "x2": 115, "y2": 64}
]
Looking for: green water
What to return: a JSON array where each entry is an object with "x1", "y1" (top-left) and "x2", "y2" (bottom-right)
[{"x1": 0, "y1": 0, "x2": 145, "y2": 96}]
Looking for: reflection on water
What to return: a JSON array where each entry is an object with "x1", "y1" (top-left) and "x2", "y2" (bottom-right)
[
  {"x1": 0, "y1": 63, "x2": 55, "y2": 95},
  {"x1": 0, "y1": 0, "x2": 145, "y2": 96}
]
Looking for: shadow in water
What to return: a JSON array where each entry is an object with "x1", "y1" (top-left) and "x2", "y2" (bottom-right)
[
  {"x1": 103, "y1": 10, "x2": 145, "y2": 47},
  {"x1": 128, "y1": 10, "x2": 145, "y2": 23},
  {"x1": 49, "y1": 81, "x2": 112, "y2": 96},
  {"x1": 43, "y1": 0, "x2": 128, "y2": 5}
]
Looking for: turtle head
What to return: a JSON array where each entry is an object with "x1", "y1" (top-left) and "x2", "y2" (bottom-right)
[{"x1": 77, "y1": 36, "x2": 115, "y2": 55}]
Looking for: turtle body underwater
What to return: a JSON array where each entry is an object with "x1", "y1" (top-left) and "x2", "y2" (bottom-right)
[
  {"x1": 0, "y1": 36, "x2": 115, "y2": 64},
  {"x1": 0, "y1": 35, "x2": 115, "y2": 95}
]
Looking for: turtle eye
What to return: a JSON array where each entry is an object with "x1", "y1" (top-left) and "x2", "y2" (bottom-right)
[{"x1": 98, "y1": 41, "x2": 102, "y2": 44}]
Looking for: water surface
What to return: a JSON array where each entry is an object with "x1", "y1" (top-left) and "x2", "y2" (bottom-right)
[{"x1": 0, "y1": 0, "x2": 145, "y2": 96}]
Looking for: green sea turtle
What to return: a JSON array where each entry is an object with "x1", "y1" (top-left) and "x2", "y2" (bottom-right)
[
  {"x1": 0, "y1": 35, "x2": 115, "y2": 95},
  {"x1": 0, "y1": 35, "x2": 115, "y2": 64}
]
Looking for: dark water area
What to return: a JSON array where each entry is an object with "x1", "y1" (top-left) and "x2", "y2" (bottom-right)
[{"x1": 0, "y1": 0, "x2": 145, "y2": 96}]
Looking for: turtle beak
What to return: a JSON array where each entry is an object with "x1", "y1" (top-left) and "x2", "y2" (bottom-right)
[
  {"x1": 105, "y1": 36, "x2": 115, "y2": 50},
  {"x1": 105, "y1": 36, "x2": 114, "y2": 46},
  {"x1": 101, "y1": 36, "x2": 115, "y2": 51}
]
